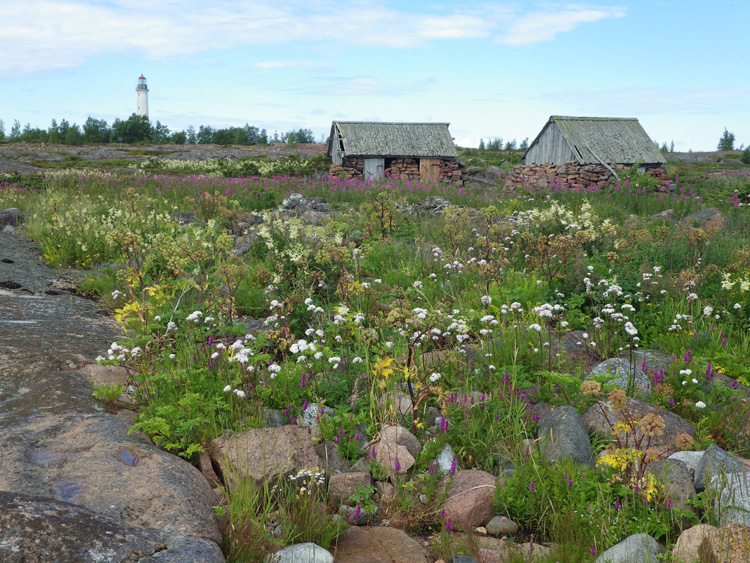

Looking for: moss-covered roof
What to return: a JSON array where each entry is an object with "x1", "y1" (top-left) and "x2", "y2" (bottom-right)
[{"x1": 329, "y1": 121, "x2": 458, "y2": 159}]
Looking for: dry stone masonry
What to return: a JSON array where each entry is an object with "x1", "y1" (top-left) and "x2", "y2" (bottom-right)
[{"x1": 507, "y1": 161, "x2": 669, "y2": 189}]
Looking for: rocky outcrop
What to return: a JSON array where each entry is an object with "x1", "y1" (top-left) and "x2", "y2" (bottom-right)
[{"x1": 0, "y1": 231, "x2": 224, "y2": 561}]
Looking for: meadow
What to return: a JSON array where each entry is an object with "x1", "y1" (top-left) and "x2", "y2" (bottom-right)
[{"x1": 2, "y1": 152, "x2": 750, "y2": 561}]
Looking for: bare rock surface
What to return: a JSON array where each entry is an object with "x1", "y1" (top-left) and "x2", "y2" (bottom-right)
[
  {"x1": 0, "y1": 491, "x2": 224, "y2": 563},
  {"x1": 0, "y1": 231, "x2": 224, "y2": 560},
  {"x1": 332, "y1": 526, "x2": 429, "y2": 562}
]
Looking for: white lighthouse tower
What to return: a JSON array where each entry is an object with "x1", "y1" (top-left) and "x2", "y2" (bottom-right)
[{"x1": 136, "y1": 74, "x2": 149, "y2": 118}]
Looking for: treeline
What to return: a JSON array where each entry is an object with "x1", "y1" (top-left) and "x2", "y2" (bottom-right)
[
  {"x1": 0, "y1": 114, "x2": 318, "y2": 146},
  {"x1": 478, "y1": 137, "x2": 529, "y2": 151}
]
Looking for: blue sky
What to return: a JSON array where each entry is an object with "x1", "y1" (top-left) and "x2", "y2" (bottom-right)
[{"x1": 1, "y1": 1, "x2": 748, "y2": 151}]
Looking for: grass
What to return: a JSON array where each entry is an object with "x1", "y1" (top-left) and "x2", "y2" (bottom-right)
[{"x1": 3, "y1": 154, "x2": 750, "y2": 560}]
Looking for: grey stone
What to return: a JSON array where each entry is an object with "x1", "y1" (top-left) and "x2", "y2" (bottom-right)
[
  {"x1": 694, "y1": 444, "x2": 745, "y2": 491},
  {"x1": 0, "y1": 491, "x2": 224, "y2": 563},
  {"x1": 583, "y1": 397, "x2": 696, "y2": 451},
  {"x1": 486, "y1": 515, "x2": 519, "y2": 537},
  {"x1": 301, "y1": 402, "x2": 334, "y2": 428},
  {"x1": 266, "y1": 542, "x2": 334, "y2": 563},
  {"x1": 537, "y1": 406, "x2": 593, "y2": 466},
  {"x1": 3, "y1": 224, "x2": 17, "y2": 234},
  {"x1": 648, "y1": 459, "x2": 695, "y2": 514},
  {"x1": 594, "y1": 533, "x2": 664, "y2": 562},
  {"x1": 261, "y1": 408, "x2": 287, "y2": 428},
  {"x1": 0, "y1": 208, "x2": 24, "y2": 228},
  {"x1": 587, "y1": 358, "x2": 651, "y2": 398},
  {"x1": 315, "y1": 441, "x2": 351, "y2": 474},
  {"x1": 710, "y1": 471, "x2": 750, "y2": 526},
  {"x1": 282, "y1": 193, "x2": 304, "y2": 209},
  {"x1": 668, "y1": 451, "x2": 703, "y2": 481},
  {"x1": 435, "y1": 443, "x2": 457, "y2": 474},
  {"x1": 172, "y1": 211, "x2": 197, "y2": 225}
]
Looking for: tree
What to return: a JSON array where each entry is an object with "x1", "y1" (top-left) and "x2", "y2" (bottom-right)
[
  {"x1": 478, "y1": 138, "x2": 486, "y2": 150},
  {"x1": 83, "y1": 117, "x2": 110, "y2": 144},
  {"x1": 9, "y1": 120, "x2": 21, "y2": 141},
  {"x1": 170, "y1": 131, "x2": 187, "y2": 145},
  {"x1": 0, "y1": 119, "x2": 4, "y2": 140},
  {"x1": 519, "y1": 138, "x2": 529, "y2": 150},
  {"x1": 111, "y1": 114, "x2": 151, "y2": 143},
  {"x1": 718, "y1": 128, "x2": 735, "y2": 151},
  {"x1": 185, "y1": 126, "x2": 197, "y2": 145},
  {"x1": 64, "y1": 124, "x2": 84, "y2": 145},
  {"x1": 150, "y1": 121, "x2": 171, "y2": 144}
]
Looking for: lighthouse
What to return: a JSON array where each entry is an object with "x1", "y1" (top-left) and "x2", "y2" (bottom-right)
[{"x1": 136, "y1": 74, "x2": 149, "y2": 118}]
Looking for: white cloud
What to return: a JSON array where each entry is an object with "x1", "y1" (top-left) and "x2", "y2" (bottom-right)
[
  {"x1": 252, "y1": 60, "x2": 332, "y2": 70},
  {"x1": 294, "y1": 75, "x2": 437, "y2": 97},
  {"x1": 498, "y1": 5, "x2": 626, "y2": 46},
  {"x1": 0, "y1": 1, "x2": 627, "y2": 78}
]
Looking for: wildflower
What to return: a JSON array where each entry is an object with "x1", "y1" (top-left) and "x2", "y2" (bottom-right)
[
  {"x1": 528, "y1": 323, "x2": 542, "y2": 332},
  {"x1": 666, "y1": 498, "x2": 674, "y2": 509},
  {"x1": 394, "y1": 459, "x2": 401, "y2": 472},
  {"x1": 169, "y1": 353, "x2": 176, "y2": 360},
  {"x1": 223, "y1": 385, "x2": 232, "y2": 392},
  {"x1": 234, "y1": 389, "x2": 246, "y2": 398},
  {"x1": 703, "y1": 306, "x2": 713, "y2": 316},
  {"x1": 581, "y1": 380, "x2": 601, "y2": 396},
  {"x1": 111, "y1": 289, "x2": 120, "y2": 300},
  {"x1": 675, "y1": 433, "x2": 694, "y2": 449},
  {"x1": 481, "y1": 295, "x2": 492, "y2": 305},
  {"x1": 430, "y1": 372, "x2": 441, "y2": 383},
  {"x1": 623, "y1": 322, "x2": 638, "y2": 336},
  {"x1": 609, "y1": 388, "x2": 627, "y2": 411},
  {"x1": 449, "y1": 457, "x2": 457, "y2": 475},
  {"x1": 445, "y1": 520, "x2": 453, "y2": 532},
  {"x1": 695, "y1": 401, "x2": 706, "y2": 409},
  {"x1": 530, "y1": 480, "x2": 536, "y2": 493}
]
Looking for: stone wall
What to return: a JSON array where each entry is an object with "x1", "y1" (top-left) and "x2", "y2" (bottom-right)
[
  {"x1": 506, "y1": 161, "x2": 669, "y2": 188},
  {"x1": 330, "y1": 156, "x2": 467, "y2": 185}
]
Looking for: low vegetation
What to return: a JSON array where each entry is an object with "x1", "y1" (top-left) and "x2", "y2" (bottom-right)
[{"x1": 2, "y1": 153, "x2": 750, "y2": 561}]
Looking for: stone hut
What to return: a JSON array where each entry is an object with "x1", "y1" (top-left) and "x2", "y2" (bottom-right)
[
  {"x1": 509, "y1": 116, "x2": 668, "y2": 187},
  {"x1": 328, "y1": 121, "x2": 467, "y2": 185}
]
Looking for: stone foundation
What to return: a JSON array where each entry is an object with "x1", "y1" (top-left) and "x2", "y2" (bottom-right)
[{"x1": 507, "y1": 161, "x2": 669, "y2": 188}]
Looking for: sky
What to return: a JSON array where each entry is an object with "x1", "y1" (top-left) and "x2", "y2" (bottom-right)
[{"x1": 1, "y1": 1, "x2": 748, "y2": 151}]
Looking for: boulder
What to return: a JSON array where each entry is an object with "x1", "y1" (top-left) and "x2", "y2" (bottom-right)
[
  {"x1": 441, "y1": 470, "x2": 498, "y2": 531},
  {"x1": 0, "y1": 208, "x2": 24, "y2": 229},
  {"x1": 699, "y1": 522, "x2": 750, "y2": 563},
  {"x1": 0, "y1": 491, "x2": 224, "y2": 563},
  {"x1": 583, "y1": 397, "x2": 696, "y2": 452},
  {"x1": 486, "y1": 515, "x2": 519, "y2": 537},
  {"x1": 587, "y1": 358, "x2": 652, "y2": 398},
  {"x1": 594, "y1": 533, "x2": 664, "y2": 563},
  {"x1": 672, "y1": 524, "x2": 716, "y2": 563},
  {"x1": 327, "y1": 472, "x2": 373, "y2": 506},
  {"x1": 333, "y1": 526, "x2": 429, "y2": 562},
  {"x1": 648, "y1": 458, "x2": 696, "y2": 514},
  {"x1": 371, "y1": 424, "x2": 421, "y2": 475},
  {"x1": 710, "y1": 471, "x2": 750, "y2": 526},
  {"x1": 695, "y1": 444, "x2": 745, "y2": 491},
  {"x1": 208, "y1": 425, "x2": 322, "y2": 488},
  {"x1": 0, "y1": 412, "x2": 221, "y2": 545},
  {"x1": 538, "y1": 406, "x2": 593, "y2": 466},
  {"x1": 266, "y1": 542, "x2": 333, "y2": 563}
]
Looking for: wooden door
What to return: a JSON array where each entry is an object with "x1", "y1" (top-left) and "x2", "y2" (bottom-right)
[
  {"x1": 420, "y1": 159, "x2": 441, "y2": 183},
  {"x1": 364, "y1": 158, "x2": 385, "y2": 181}
]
